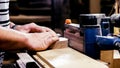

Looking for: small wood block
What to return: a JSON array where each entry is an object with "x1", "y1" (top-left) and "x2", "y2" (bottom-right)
[{"x1": 48, "y1": 37, "x2": 68, "y2": 49}]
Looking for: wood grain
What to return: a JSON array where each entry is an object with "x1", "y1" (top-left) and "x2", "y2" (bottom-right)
[
  {"x1": 35, "y1": 48, "x2": 108, "y2": 68},
  {"x1": 48, "y1": 37, "x2": 68, "y2": 49}
]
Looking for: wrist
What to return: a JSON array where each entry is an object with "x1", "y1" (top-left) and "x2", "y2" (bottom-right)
[
  {"x1": 10, "y1": 25, "x2": 17, "y2": 29},
  {"x1": 21, "y1": 34, "x2": 31, "y2": 50},
  {"x1": 17, "y1": 33, "x2": 29, "y2": 50},
  {"x1": 10, "y1": 25, "x2": 22, "y2": 30}
]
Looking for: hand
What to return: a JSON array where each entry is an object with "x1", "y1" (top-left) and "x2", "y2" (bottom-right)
[
  {"x1": 24, "y1": 32, "x2": 59, "y2": 51},
  {"x1": 10, "y1": 22, "x2": 59, "y2": 51},
  {"x1": 14, "y1": 23, "x2": 53, "y2": 33}
]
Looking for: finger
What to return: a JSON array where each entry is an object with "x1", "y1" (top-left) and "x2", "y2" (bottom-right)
[
  {"x1": 30, "y1": 26, "x2": 45, "y2": 32},
  {"x1": 46, "y1": 36, "x2": 59, "y2": 46},
  {"x1": 27, "y1": 23, "x2": 45, "y2": 32},
  {"x1": 34, "y1": 34, "x2": 58, "y2": 50},
  {"x1": 41, "y1": 26, "x2": 54, "y2": 32},
  {"x1": 41, "y1": 31, "x2": 57, "y2": 38},
  {"x1": 49, "y1": 31, "x2": 58, "y2": 37}
]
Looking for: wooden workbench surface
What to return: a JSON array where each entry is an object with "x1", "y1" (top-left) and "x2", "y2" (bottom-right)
[{"x1": 34, "y1": 47, "x2": 108, "y2": 68}]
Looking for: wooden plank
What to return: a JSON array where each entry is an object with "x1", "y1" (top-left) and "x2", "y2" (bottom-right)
[
  {"x1": 100, "y1": 50, "x2": 113, "y2": 68},
  {"x1": 100, "y1": 50, "x2": 120, "y2": 68},
  {"x1": 33, "y1": 55, "x2": 53, "y2": 68},
  {"x1": 36, "y1": 47, "x2": 108, "y2": 68},
  {"x1": 113, "y1": 50, "x2": 120, "y2": 68},
  {"x1": 113, "y1": 59, "x2": 120, "y2": 68}
]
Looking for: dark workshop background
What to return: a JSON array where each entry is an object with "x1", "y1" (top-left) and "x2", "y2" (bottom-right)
[{"x1": 9, "y1": 0, "x2": 115, "y2": 29}]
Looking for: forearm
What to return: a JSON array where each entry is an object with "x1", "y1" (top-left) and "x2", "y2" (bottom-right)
[
  {"x1": 1, "y1": 22, "x2": 59, "y2": 51},
  {"x1": 0, "y1": 26, "x2": 27, "y2": 50}
]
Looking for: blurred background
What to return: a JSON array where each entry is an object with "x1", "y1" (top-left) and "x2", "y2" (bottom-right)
[{"x1": 9, "y1": 0, "x2": 115, "y2": 29}]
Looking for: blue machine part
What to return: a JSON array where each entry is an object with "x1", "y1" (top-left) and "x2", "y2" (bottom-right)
[
  {"x1": 96, "y1": 36, "x2": 120, "y2": 50},
  {"x1": 83, "y1": 25, "x2": 101, "y2": 59},
  {"x1": 100, "y1": 17, "x2": 111, "y2": 36}
]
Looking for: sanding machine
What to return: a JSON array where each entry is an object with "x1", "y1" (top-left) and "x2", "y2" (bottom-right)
[{"x1": 64, "y1": 13, "x2": 120, "y2": 59}]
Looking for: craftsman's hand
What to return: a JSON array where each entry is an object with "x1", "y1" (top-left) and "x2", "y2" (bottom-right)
[
  {"x1": 9, "y1": 22, "x2": 59, "y2": 51},
  {"x1": 14, "y1": 23, "x2": 52, "y2": 33},
  {"x1": 25, "y1": 31, "x2": 59, "y2": 51}
]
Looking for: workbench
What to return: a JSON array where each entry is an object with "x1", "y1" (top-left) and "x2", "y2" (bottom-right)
[{"x1": 33, "y1": 47, "x2": 108, "y2": 68}]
